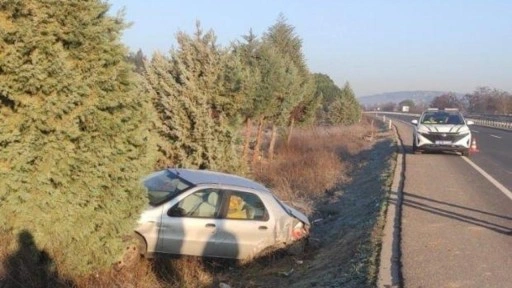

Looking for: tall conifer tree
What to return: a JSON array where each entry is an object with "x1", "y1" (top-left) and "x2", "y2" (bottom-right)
[
  {"x1": 145, "y1": 23, "x2": 244, "y2": 172},
  {"x1": 262, "y1": 15, "x2": 317, "y2": 153},
  {"x1": 0, "y1": 0, "x2": 154, "y2": 275},
  {"x1": 328, "y1": 82, "x2": 361, "y2": 125}
]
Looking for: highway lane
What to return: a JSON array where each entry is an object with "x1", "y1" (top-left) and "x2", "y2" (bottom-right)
[
  {"x1": 469, "y1": 126, "x2": 512, "y2": 190},
  {"x1": 395, "y1": 121, "x2": 512, "y2": 287}
]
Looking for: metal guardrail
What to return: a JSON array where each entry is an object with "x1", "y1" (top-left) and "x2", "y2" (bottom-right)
[
  {"x1": 467, "y1": 118, "x2": 512, "y2": 130},
  {"x1": 364, "y1": 111, "x2": 512, "y2": 131}
]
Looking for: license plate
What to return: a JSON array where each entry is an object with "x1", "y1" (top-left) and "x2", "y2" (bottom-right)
[{"x1": 435, "y1": 140, "x2": 452, "y2": 145}]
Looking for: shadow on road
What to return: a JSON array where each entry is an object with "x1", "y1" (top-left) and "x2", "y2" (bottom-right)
[{"x1": 390, "y1": 192, "x2": 512, "y2": 236}]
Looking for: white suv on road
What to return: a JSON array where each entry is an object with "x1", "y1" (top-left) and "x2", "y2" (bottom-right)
[{"x1": 411, "y1": 108, "x2": 474, "y2": 156}]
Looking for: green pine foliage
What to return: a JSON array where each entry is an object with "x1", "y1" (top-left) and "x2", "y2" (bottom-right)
[
  {"x1": 313, "y1": 75, "x2": 361, "y2": 125},
  {"x1": 314, "y1": 73, "x2": 343, "y2": 111},
  {"x1": 328, "y1": 82, "x2": 361, "y2": 125},
  {"x1": 145, "y1": 23, "x2": 244, "y2": 172},
  {"x1": 0, "y1": 0, "x2": 154, "y2": 275},
  {"x1": 263, "y1": 14, "x2": 317, "y2": 126},
  {"x1": 256, "y1": 43, "x2": 300, "y2": 125},
  {"x1": 232, "y1": 30, "x2": 263, "y2": 123}
]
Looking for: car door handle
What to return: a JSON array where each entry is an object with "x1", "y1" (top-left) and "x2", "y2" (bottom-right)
[
  {"x1": 258, "y1": 226, "x2": 268, "y2": 230},
  {"x1": 205, "y1": 223, "x2": 216, "y2": 228}
]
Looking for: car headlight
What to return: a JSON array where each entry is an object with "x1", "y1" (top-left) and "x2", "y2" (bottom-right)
[
  {"x1": 417, "y1": 129, "x2": 430, "y2": 135},
  {"x1": 416, "y1": 125, "x2": 430, "y2": 134}
]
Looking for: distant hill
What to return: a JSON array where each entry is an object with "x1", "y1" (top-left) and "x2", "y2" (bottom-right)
[{"x1": 357, "y1": 91, "x2": 464, "y2": 106}]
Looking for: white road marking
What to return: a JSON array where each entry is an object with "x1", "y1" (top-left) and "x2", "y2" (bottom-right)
[
  {"x1": 471, "y1": 130, "x2": 479, "y2": 133},
  {"x1": 490, "y1": 134, "x2": 502, "y2": 139},
  {"x1": 462, "y1": 157, "x2": 512, "y2": 201}
]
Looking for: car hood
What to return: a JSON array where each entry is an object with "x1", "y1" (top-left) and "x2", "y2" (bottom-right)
[
  {"x1": 418, "y1": 124, "x2": 469, "y2": 133},
  {"x1": 282, "y1": 203, "x2": 310, "y2": 226}
]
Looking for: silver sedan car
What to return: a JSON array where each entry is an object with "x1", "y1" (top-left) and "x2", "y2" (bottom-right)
[{"x1": 133, "y1": 168, "x2": 310, "y2": 261}]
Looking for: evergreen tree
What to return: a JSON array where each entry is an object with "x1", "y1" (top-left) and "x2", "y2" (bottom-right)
[
  {"x1": 262, "y1": 15, "x2": 315, "y2": 155},
  {"x1": 0, "y1": 0, "x2": 155, "y2": 275},
  {"x1": 257, "y1": 43, "x2": 301, "y2": 158},
  {"x1": 341, "y1": 82, "x2": 361, "y2": 123},
  {"x1": 328, "y1": 82, "x2": 361, "y2": 125},
  {"x1": 313, "y1": 73, "x2": 342, "y2": 123},
  {"x1": 145, "y1": 23, "x2": 244, "y2": 172},
  {"x1": 314, "y1": 73, "x2": 343, "y2": 111},
  {"x1": 263, "y1": 14, "x2": 317, "y2": 126},
  {"x1": 232, "y1": 30, "x2": 263, "y2": 160}
]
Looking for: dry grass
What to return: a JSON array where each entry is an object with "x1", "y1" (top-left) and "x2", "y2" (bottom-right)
[
  {"x1": 75, "y1": 256, "x2": 216, "y2": 288},
  {"x1": 252, "y1": 122, "x2": 372, "y2": 215},
  {"x1": 0, "y1": 118, "x2": 383, "y2": 288}
]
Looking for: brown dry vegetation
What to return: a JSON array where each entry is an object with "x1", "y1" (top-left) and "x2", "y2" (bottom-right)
[{"x1": 0, "y1": 116, "x2": 396, "y2": 288}]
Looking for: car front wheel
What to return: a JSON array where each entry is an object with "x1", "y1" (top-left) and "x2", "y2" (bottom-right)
[
  {"x1": 412, "y1": 136, "x2": 421, "y2": 154},
  {"x1": 115, "y1": 233, "x2": 147, "y2": 270}
]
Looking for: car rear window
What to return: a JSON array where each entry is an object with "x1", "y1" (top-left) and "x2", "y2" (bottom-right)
[{"x1": 144, "y1": 170, "x2": 193, "y2": 206}]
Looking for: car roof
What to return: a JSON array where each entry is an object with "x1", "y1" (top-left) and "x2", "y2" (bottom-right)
[
  {"x1": 422, "y1": 110, "x2": 462, "y2": 116},
  {"x1": 168, "y1": 168, "x2": 270, "y2": 192}
]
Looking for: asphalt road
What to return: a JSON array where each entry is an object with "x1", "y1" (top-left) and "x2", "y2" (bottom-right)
[
  {"x1": 395, "y1": 121, "x2": 512, "y2": 288},
  {"x1": 383, "y1": 112, "x2": 512, "y2": 191},
  {"x1": 469, "y1": 125, "x2": 512, "y2": 190}
]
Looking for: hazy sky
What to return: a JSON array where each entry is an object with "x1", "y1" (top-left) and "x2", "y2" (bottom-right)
[{"x1": 108, "y1": 0, "x2": 512, "y2": 97}]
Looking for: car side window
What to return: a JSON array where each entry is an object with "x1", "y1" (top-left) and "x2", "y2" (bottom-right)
[
  {"x1": 226, "y1": 191, "x2": 268, "y2": 221},
  {"x1": 169, "y1": 189, "x2": 220, "y2": 218}
]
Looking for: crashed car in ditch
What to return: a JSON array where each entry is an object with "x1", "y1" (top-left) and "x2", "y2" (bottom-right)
[{"x1": 126, "y1": 168, "x2": 310, "y2": 263}]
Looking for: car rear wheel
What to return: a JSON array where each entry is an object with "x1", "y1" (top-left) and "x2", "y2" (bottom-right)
[{"x1": 287, "y1": 238, "x2": 308, "y2": 255}]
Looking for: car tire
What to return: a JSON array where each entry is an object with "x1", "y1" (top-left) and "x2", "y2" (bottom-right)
[
  {"x1": 462, "y1": 150, "x2": 470, "y2": 157},
  {"x1": 115, "y1": 233, "x2": 147, "y2": 270},
  {"x1": 412, "y1": 137, "x2": 421, "y2": 154},
  {"x1": 287, "y1": 238, "x2": 308, "y2": 256}
]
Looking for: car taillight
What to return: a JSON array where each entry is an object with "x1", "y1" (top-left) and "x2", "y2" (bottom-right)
[{"x1": 292, "y1": 223, "x2": 307, "y2": 240}]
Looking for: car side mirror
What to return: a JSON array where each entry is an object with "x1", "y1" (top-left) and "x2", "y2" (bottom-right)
[
  {"x1": 411, "y1": 119, "x2": 418, "y2": 125},
  {"x1": 466, "y1": 120, "x2": 474, "y2": 125}
]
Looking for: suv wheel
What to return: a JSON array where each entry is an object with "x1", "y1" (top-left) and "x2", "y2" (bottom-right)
[
  {"x1": 462, "y1": 149, "x2": 470, "y2": 157},
  {"x1": 412, "y1": 137, "x2": 421, "y2": 154}
]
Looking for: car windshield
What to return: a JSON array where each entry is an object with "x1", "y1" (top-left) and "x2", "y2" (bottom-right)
[
  {"x1": 421, "y1": 112, "x2": 464, "y2": 125},
  {"x1": 143, "y1": 170, "x2": 193, "y2": 206}
]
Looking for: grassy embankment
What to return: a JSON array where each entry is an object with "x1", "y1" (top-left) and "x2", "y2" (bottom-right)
[{"x1": 0, "y1": 116, "x2": 395, "y2": 288}]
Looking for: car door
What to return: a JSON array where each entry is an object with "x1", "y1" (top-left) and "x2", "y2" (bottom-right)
[
  {"x1": 156, "y1": 188, "x2": 222, "y2": 257},
  {"x1": 213, "y1": 190, "x2": 276, "y2": 259}
]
